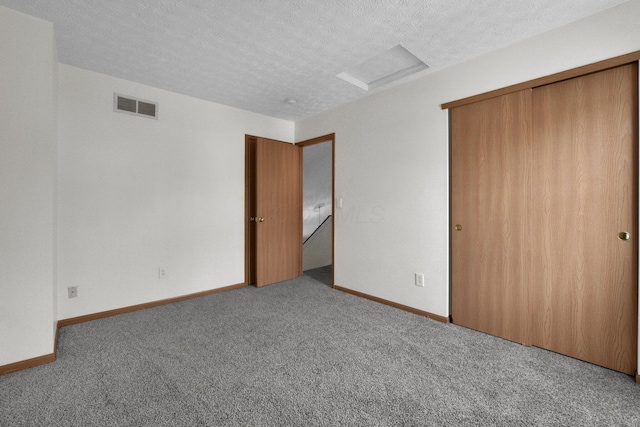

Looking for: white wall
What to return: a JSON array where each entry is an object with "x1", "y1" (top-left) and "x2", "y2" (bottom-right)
[
  {"x1": 0, "y1": 6, "x2": 57, "y2": 365},
  {"x1": 57, "y1": 65, "x2": 293, "y2": 319},
  {"x1": 295, "y1": 0, "x2": 640, "y2": 319}
]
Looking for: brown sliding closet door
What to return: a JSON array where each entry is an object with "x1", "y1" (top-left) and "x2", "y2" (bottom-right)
[
  {"x1": 451, "y1": 90, "x2": 531, "y2": 345},
  {"x1": 531, "y1": 63, "x2": 638, "y2": 375}
]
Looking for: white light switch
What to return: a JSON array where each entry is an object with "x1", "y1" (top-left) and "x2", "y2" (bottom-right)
[{"x1": 336, "y1": 197, "x2": 343, "y2": 209}]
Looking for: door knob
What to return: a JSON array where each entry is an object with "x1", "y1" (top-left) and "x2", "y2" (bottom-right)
[
  {"x1": 455, "y1": 224, "x2": 462, "y2": 231},
  {"x1": 618, "y1": 231, "x2": 630, "y2": 241},
  {"x1": 250, "y1": 217, "x2": 265, "y2": 223}
]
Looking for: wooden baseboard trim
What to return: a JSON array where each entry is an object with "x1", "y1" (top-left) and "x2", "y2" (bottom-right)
[
  {"x1": 0, "y1": 321, "x2": 60, "y2": 376},
  {"x1": 333, "y1": 285, "x2": 449, "y2": 324},
  {"x1": 2, "y1": 283, "x2": 246, "y2": 376},
  {"x1": 59, "y1": 282, "x2": 246, "y2": 327},
  {"x1": 0, "y1": 350, "x2": 56, "y2": 376}
]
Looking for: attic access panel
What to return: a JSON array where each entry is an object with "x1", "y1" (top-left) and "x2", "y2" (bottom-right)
[{"x1": 337, "y1": 45, "x2": 429, "y2": 91}]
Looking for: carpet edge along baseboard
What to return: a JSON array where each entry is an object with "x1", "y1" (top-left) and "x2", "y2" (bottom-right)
[
  {"x1": 333, "y1": 285, "x2": 449, "y2": 324},
  {"x1": 58, "y1": 282, "x2": 246, "y2": 327},
  {"x1": 0, "y1": 282, "x2": 246, "y2": 376},
  {"x1": 0, "y1": 352, "x2": 56, "y2": 376}
]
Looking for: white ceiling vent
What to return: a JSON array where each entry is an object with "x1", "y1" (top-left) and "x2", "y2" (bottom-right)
[
  {"x1": 114, "y1": 94, "x2": 158, "y2": 119},
  {"x1": 337, "y1": 45, "x2": 429, "y2": 91}
]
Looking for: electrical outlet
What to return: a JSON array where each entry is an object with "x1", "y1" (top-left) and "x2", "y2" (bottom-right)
[
  {"x1": 415, "y1": 273, "x2": 425, "y2": 287},
  {"x1": 158, "y1": 267, "x2": 167, "y2": 279},
  {"x1": 68, "y1": 286, "x2": 78, "y2": 298}
]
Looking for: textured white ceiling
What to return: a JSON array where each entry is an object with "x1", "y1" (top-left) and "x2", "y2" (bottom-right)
[{"x1": 0, "y1": 0, "x2": 629, "y2": 120}]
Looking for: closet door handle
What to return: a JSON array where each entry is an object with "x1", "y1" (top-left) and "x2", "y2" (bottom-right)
[
  {"x1": 455, "y1": 224, "x2": 462, "y2": 231},
  {"x1": 618, "y1": 231, "x2": 630, "y2": 241}
]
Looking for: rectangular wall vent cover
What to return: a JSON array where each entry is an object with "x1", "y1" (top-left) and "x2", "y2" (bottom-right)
[{"x1": 114, "y1": 94, "x2": 158, "y2": 119}]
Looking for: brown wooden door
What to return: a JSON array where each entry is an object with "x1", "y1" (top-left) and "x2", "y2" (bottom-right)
[
  {"x1": 531, "y1": 63, "x2": 638, "y2": 374},
  {"x1": 451, "y1": 90, "x2": 532, "y2": 345},
  {"x1": 253, "y1": 137, "x2": 302, "y2": 287}
]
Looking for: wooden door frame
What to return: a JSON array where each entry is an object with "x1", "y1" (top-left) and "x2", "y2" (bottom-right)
[
  {"x1": 244, "y1": 133, "x2": 335, "y2": 287},
  {"x1": 296, "y1": 133, "x2": 336, "y2": 287},
  {"x1": 244, "y1": 135, "x2": 257, "y2": 286}
]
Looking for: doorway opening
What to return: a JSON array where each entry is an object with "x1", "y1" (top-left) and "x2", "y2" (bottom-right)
[
  {"x1": 244, "y1": 133, "x2": 335, "y2": 288},
  {"x1": 298, "y1": 134, "x2": 335, "y2": 287}
]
